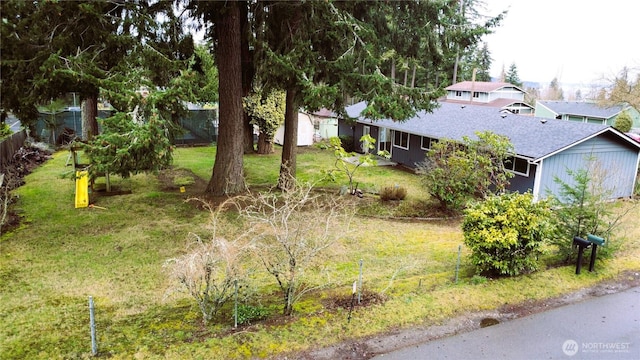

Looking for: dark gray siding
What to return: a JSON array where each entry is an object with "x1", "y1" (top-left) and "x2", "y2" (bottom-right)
[{"x1": 509, "y1": 163, "x2": 537, "y2": 194}]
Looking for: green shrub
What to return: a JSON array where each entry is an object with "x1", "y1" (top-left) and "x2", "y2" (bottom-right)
[
  {"x1": 338, "y1": 135, "x2": 354, "y2": 153},
  {"x1": 462, "y1": 192, "x2": 554, "y2": 276},
  {"x1": 235, "y1": 304, "x2": 271, "y2": 325},
  {"x1": 470, "y1": 275, "x2": 487, "y2": 285},
  {"x1": 0, "y1": 122, "x2": 11, "y2": 139},
  {"x1": 379, "y1": 185, "x2": 408, "y2": 201},
  {"x1": 613, "y1": 111, "x2": 632, "y2": 133},
  {"x1": 416, "y1": 131, "x2": 513, "y2": 213}
]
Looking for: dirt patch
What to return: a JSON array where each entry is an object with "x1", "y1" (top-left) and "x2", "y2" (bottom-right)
[
  {"x1": 323, "y1": 290, "x2": 389, "y2": 310},
  {"x1": 297, "y1": 270, "x2": 640, "y2": 360},
  {"x1": 157, "y1": 167, "x2": 209, "y2": 194},
  {"x1": 1, "y1": 144, "x2": 52, "y2": 234}
]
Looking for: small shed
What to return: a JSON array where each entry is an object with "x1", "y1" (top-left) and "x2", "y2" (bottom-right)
[{"x1": 274, "y1": 112, "x2": 315, "y2": 146}]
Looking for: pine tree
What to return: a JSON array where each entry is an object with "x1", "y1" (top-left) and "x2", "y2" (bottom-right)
[{"x1": 505, "y1": 62, "x2": 523, "y2": 87}]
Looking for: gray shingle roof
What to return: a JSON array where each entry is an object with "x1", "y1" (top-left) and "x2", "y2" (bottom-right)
[
  {"x1": 538, "y1": 101, "x2": 626, "y2": 119},
  {"x1": 346, "y1": 101, "x2": 617, "y2": 160}
]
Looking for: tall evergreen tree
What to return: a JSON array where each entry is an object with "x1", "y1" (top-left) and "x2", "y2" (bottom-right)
[
  {"x1": 255, "y1": 0, "x2": 501, "y2": 189},
  {"x1": 544, "y1": 77, "x2": 564, "y2": 100},
  {"x1": 1, "y1": 0, "x2": 192, "y2": 140},
  {"x1": 188, "y1": 1, "x2": 247, "y2": 195},
  {"x1": 505, "y1": 62, "x2": 523, "y2": 87},
  {"x1": 187, "y1": 0, "x2": 502, "y2": 194},
  {"x1": 458, "y1": 42, "x2": 492, "y2": 82}
]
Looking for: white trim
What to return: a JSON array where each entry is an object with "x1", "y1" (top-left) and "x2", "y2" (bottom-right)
[
  {"x1": 420, "y1": 136, "x2": 435, "y2": 150},
  {"x1": 393, "y1": 130, "x2": 410, "y2": 150},
  {"x1": 505, "y1": 155, "x2": 530, "y2": 176},
  {"x1": 532, "y1": 159, "x2": 544, "y2": 202},
  {"x1": 633, "y1": 150, "x2": 640, "y2": 196}
]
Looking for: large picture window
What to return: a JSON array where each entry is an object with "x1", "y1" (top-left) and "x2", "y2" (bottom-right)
[
  {"x1": 393, "y1": 131, "x2": 409, "y2": 149},
  {"x1": 503, "y1": 156, "x2": 530, "y2": 176}
]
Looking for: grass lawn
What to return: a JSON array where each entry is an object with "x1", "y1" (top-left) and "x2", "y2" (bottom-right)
[{"x1": 1, "y1": 144, "x2": 639, "y2": 359}]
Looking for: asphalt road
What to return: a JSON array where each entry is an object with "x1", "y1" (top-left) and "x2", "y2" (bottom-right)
[{"x1": 374, "y1": 286, "x2": 640, "y2": 360}]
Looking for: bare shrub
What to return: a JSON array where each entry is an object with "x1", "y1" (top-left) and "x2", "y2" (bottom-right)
[
  {"x1": 237, "y1": 180, "x2": 354, "y2": 316},
  {"x1": 164, "y1": 199, "x2": 248, "y2": 325}
]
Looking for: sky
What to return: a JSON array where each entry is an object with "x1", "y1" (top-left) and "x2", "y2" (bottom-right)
[{"x1": 482, "y1": 0, "x2": 640, "y2": 86}]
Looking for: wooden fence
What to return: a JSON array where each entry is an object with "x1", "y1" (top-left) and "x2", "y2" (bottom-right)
[{"x1": 0, "y1": 130, "x2": 27, "y2": 173}]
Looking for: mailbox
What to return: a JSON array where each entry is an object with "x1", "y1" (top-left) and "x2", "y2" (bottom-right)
[
  {"x1": 573, "y1": 235, "x2": 605, "y2": 274},
  {"x1": 586, "y1": 234, "x2": 605, "y2": 273},
  {"x1": 587, "y1": 234, "x2": 605, "y2": 246},
  {"x1": 573, "y1": 236, "x2": 590, "y2": 275},
  {"x1": 573, "y1": 236, "x2": 591, "y2": 248}
]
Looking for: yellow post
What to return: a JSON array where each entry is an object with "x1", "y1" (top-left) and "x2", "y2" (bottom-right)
[{"x1": 75, "y1": 170, "x2": 89, "y2": 208}]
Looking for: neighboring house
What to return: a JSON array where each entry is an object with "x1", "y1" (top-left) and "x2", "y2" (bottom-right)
[
  {"x1": 274, "y1": 112, "x2": 315, "y2": 146},
  {"x1": 308, "y1": 108, "x2": 338, "y2": 140},
  {"x1": 442, "y1": 81, "x2": 535, "y2": 115},
  {"x1": 339, "y1": 101, "x2": 640, "y2": 201},
  {"x1": 535, "y1": 101, "x2": 640, "y2": 130}
]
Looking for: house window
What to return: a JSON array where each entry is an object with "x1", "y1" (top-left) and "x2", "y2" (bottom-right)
[
  {"x1": 472, "y1": 92, "x2": 480, "y2": 98},
  {"x1": 503, "y1": 156, "x2": 530, "y2": 176},
  {"x1": 393, "y1": 131, "x2": 409, "y2": 150},
  {"x1": 455, "y1": 91, "x2": 462, "y2": 97},
  {"x1": 421, "y1": 136, "x2": 437, "y2": 150}
]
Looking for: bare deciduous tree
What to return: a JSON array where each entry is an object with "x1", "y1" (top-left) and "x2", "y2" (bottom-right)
[{"x1": 238, "y1": 178, "x2": 354, "y2": 315}]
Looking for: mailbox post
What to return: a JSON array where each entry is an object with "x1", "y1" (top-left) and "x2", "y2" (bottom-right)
[
  {"x1": 573, "y1": 236, "x2": 591, "y2": 275},
  {"x1": 586, "y1": 234, "x2": 605, "y2": 272}
]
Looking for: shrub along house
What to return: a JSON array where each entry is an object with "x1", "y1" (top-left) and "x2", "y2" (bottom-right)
[{"x1": 339, "y1": 101, "x2": 640, "y2": 201}]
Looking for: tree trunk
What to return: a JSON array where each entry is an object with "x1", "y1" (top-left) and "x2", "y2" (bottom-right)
[
  {"x1": 81, "y1": 93, "x2": 99, "y2": 141},
  {"x1": 256, "y1": 132, "x2": 274, "y2": 154},
  {"x1": 411, "y1": 63, "x2": 417, "y2": 88},
  {"x1": 206, "y1": 2, "x2": 245, "y2": 195},
  {"x1": 240, "y1": 1, "x2": 255, "y2": 154},
  {"x1": 283, "y1": 285, "x2": 294, "y2": 316},
  {"x1": 277, "y1": 89, "x2": 298, "y2": 191}
]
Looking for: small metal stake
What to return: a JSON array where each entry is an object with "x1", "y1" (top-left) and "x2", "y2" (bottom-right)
[
  {"x1": 89, "y1": 296, "x2": 97, "y2": 356},
  {"x1": 348, "y1": 281, "x2": 357, "y2": 323},
  {"x1": 455, "y1": 245, "x2": 462, "y2": 283},
  {"x1": 358, "y1": 259, "x2": 363, "y2": 304},
  {"x1": 234, "y1": 280, "x2": 239, "y2": 328}
]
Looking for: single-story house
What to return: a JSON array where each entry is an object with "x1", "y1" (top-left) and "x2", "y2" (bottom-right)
[
  {"x1": 442, "y1": 81, "x2": 535, "y2": 115},
  {"x1": 339, "y1": 101, "x2": 640, "y2": 201},
  {"x1": 535, "y1": 101, "x2": 640, "y2": 130}
]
